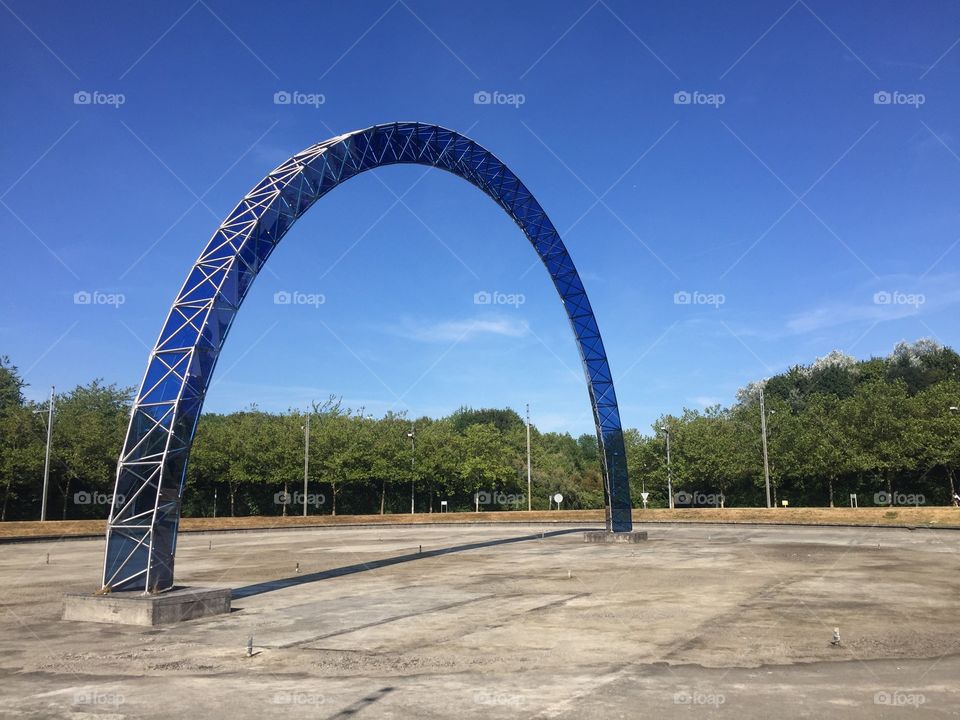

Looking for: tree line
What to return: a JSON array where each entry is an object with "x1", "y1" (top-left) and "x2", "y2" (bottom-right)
[
  {"x1": 1, "y1": 339, "x2": 958, "y2": 520},
  {"x1": 626, "y1": 340, "x2": 960, "y2": 508}
]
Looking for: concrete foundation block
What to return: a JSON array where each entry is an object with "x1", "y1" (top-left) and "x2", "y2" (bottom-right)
[
  {"x1": 583, "y1": 530, "x2": 648, "y2": 544},
  {"x1": 63, "y1": 587, "x2": 231, "y2": 626}
]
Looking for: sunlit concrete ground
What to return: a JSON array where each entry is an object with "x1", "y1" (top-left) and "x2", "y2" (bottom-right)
[{"x1": 1, "y1": 522, "x2": 958, "y2": 718}]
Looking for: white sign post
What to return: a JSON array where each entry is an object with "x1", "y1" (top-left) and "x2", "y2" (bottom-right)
[
  {"x1": 640, "y1": 491, "x2": 650, "y2": 509},
  {"x1": 553, "y1": 493, "x2": 563, "y2": 510}
]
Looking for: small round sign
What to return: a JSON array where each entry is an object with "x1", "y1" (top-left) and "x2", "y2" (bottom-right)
[{"x1": 553, "y1": 493, "x2": 563, "y2": 504}]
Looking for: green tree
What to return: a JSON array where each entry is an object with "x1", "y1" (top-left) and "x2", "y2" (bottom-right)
[
  {"x1": 840, "y1": 380, "x2": 916, "y2": 501},
  {"x1": 913, "y1": 381, "x2": 960, "y2": 502},
  {"x1": 0, "y1": 355, "x2": 26, "y2": 410},
  {"x1": 368, "y1": 411, "x2": 410, "y2": 513},
  {"x1": 311, "y1": 403, "x2": 358, "y2": 515},
  {"x1": 0, "y1": 357, "x2": 44, "y2": 520},
  {"x1": 450, "y1": 407, "x2": 524, "y2": 434},
  {"x1": 459, "y1": 423, "x2": 512, "y2": 504},
  {"x1": 415, "y1": 418, "x2": 460, "y2": 511},
  {"x1": 51, "y1": 380, "x2": 132, "y2": 519},
  {"x1": 187, "y1": 413, "x2": 233, "y2": 516}
]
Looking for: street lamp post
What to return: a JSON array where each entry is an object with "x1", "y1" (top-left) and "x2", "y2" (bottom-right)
[
  {"x1": 526, "y1": 403, "x2": 532, "y2": 512},
  {"x1": 760, "y1": 388, "x2": 772, "y2": 509},
  {"x1": 407, "y1": 427, "x2": 415, "y2": 514},
  {"x1": 660, "y1": 425, "x2": 672, "y2": 509},
  {"x1": 302, "y1": 414, "x2": 310, "y2": 517},
  {"x1": 950, "y1": 407, "x2": 958, "y2": 505},
  {"x1": 33, "y1": 386, "x2": 54, "y2": 522}
]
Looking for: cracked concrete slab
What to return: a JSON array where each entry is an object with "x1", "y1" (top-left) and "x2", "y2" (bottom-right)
[{"x1": 1, "y1": 522, "x2": 958, "y2": 718}]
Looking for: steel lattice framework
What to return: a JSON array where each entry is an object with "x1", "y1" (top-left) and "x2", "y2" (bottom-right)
[{"x1": 103, "y1": 122, "x2": 633, "y2": 592}]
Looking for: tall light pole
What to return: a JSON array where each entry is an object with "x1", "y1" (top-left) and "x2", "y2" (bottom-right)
[
  {"x1": 526, "y1": 403, "x2": 532, "y2": 511},
  {"x1": 407, "y1": 426, "x2": 415, "y2": 514},
  {"x1": 35, "y1": 386, "x2": 54, "y2": 522},
  {"x1": 950, "y1": 407, "x2": 958, "y2": 505},
  {"x1": 302, "y1": 414, "x2": 310, "y2": 517},
  {"x1": 660, "y1": 425, "x2": 672, "y2": 509},
  {"x1": 760, "y1": 388, "x2": 772, "y2": 509}
]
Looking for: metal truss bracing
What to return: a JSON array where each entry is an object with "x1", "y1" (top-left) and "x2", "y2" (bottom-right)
[{"x1": 103, "y1": 122, "x2": 633, "y2": 592}]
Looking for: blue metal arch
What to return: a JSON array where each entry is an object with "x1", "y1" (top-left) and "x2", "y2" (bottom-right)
[{"x1": 103, "y1": 122, "x2": 632, "y2": 592}]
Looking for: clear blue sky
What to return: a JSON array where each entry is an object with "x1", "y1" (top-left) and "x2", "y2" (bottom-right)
[{"x1": 2, "y1": 0, "x2": 959, "y2": 436}]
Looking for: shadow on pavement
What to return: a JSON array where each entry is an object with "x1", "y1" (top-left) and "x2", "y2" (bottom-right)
[
  {"x1": 231, "y1": 527, "x2": 588, "y2": 599},
  {"x1": 324, "y1": 686, "x2": 395, "y2": 719}
]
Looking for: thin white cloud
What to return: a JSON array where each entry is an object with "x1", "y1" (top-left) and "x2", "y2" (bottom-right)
[
  {"x1": 252, "y1": 143, "x2": 298, "y2": 169},
  {"x1": 784, "y1": 301, "x2": 919, "y2": 334},
  {"x1": 690, "y1": 395, "x2": 724, "y2": 408},
  {"x1": 390, "y1": 316, "x2": 531, "y2": 343},
  {"x1": 724, "y1": 273, "x2": 960, "y2": 340},
  {"x1": 533, "y1": 411, "x2": 590, "y2": 435},
  {"x1": 205, "y1": 381, "x2": 335, "y2": 412},
  {"x1": 914, "y1": 128, "x2": 959, "y2": 157}
]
